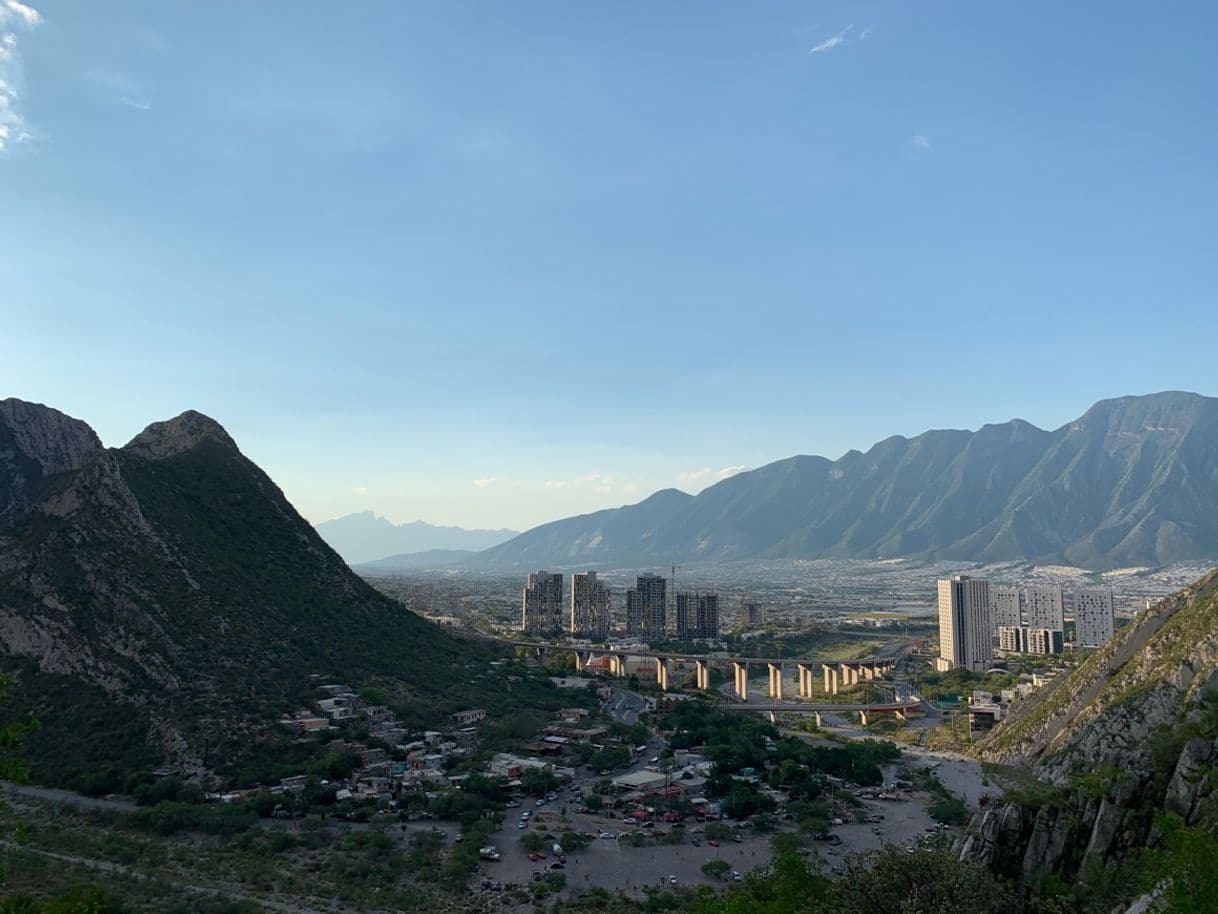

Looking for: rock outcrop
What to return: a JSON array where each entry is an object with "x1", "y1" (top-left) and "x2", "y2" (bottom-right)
[{"x1": 958, "y1": 568, "x2": 1218, "y2": 898}]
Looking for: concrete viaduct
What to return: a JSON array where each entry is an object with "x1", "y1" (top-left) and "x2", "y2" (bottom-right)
[
  {"x1": 719, "y1": 698, "x2": 925, "y2": 727},
  {"x1": 502, "y1": 639, "x2": 897, "y2": 702}
]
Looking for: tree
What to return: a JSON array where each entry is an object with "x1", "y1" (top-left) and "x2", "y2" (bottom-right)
[
  {"x1": 519, "y1": 832, "x2": 547, "y2": 853},
  {"x1": 694, "y1": 850, "x2": 832, "y2": 914},
  {"x1": 702, "y1": 859, "x2": 731, "y2": 880},
  {"x1": 837, "y1": 845, "x2": 1005, "y2": 914},
  {"x1": 521, "y1": 766, "x2": 558, "y2": 796},
  {"x1": 583, "y1": 792, "x2": 603, "y2": 811}
]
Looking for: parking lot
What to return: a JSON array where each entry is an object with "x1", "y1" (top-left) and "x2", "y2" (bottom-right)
[{"x1": 475, "y1": 782, "x2": 947, "y2": 897}]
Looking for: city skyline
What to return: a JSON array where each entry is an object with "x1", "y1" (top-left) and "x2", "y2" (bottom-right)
[{"x1": 5, "y1": 3, "x2": 1218, "y2": 531}]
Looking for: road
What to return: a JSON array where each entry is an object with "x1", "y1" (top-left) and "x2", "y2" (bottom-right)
[
  {"x1": 1, "y1": 781, "x2": 137, "y2": 811},
  {"x1": 0, "y1": 839, "x2": 382, "y2": 914}
]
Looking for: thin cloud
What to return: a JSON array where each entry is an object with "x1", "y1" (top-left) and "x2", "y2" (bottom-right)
[
  {"x1": 0, "y1": 0, "x2": 40, "y2": 153},
  {"x1": 544, "y1": 473, "x2": 640, "y2": 497},
  {"x1": 87, "y1": 70, "x2": 152, "y2": 111},
  {"x1": 472, "y1": 477, "x2": 497, "y2": 489},
  {"x1": 808, "y1": 24, "x2": 853, "y2": 55},
  {"x1": 717, "y1": 465, "x2": 750, "y2": 480},
  {"x1": 859, "y1": 28, "x2": 872, "y2": 40},
  {"x1": 910, "y1": 134, "x2": 931, "y2": 151},
  {"x1": 678, "y1": 468, "x2": 712, "y2": 483}
]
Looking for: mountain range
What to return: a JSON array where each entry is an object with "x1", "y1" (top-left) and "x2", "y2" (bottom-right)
[
  {"x1": 0, "y1": 399, "x2": 502, "y2": 792},
  {"x1": 315, "y1": 510, "x2": 517, "y2": 565},
  {"x1": 473, "y1": 391, "x2": 1218, "y2": 571}
]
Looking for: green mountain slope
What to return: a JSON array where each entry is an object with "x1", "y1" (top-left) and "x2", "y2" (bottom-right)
[
  {"x1": 959, "y1": 568, "x2": 1218, "y2": 904},
  {"x1": 0, "y1": 400, "x2": 501, "y2": 792}
]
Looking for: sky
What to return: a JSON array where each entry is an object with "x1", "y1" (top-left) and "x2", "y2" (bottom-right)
[{"x1": 3, "y1": 2, "x2": 1218, "y2": 532}]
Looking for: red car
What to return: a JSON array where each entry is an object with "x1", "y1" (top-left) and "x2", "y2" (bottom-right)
[{"x1": 707, "y1": 839, "x2": 720, "y2": 848}]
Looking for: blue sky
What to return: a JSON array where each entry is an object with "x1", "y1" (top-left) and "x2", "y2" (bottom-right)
[{"x1": 3, "y1": 1, "x2": 1217, "y2": 531}]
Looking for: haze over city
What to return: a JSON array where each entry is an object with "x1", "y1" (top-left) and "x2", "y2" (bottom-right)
[{"x1": 5, "y1": 2, "x2": 1218, "y2": 530}]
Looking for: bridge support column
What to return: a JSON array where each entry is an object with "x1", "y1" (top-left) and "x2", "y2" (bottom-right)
[
  {"x1": 610, "y1": 654, "x2": 626, "y2": 678},
  {"x1": 656, "y1": 657, "x2": 669, "y2": 691},
  {"x1": 574, "y1": 651, "x2": 588, "y2": 673},
  {"x1": 814, "y1": 711, "x2": 823, "y2": 728},
  {"x1": 797, "y1": 663, "x2": 813, "y2": 699},
  {"x1": 768, "y1": 663, "x2": 783, "y2": 700},
  {"x1": 894, "y1": 710, "x2": 906, "y2": 721},
  {"x1": 859, "y1": 710, "x2": 869, "y2": 726},
  {"x1": 823, "y1": 664, "x2": 839, "y2": 695},
  {"x1": 733, "y1": 662, "x2": 749, "y2": 701},
  {"x1": 695, "y1": 660, "x2": 710, "y2": 691},
  {"x1": 862, "y1": 664, "x2": 875, "y2": 681}
]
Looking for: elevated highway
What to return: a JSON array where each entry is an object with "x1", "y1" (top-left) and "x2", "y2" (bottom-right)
[{"x1": 487, "y1": 635, "x2": 906, "y2": 702}]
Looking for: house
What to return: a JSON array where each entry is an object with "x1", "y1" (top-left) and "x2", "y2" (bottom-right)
[{"x1": 451, "y1": 709, "x2": 487, "y2": 727}]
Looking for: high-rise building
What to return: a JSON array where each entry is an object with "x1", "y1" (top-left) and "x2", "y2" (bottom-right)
[
  {"x1": 696, "y1": 593, "x2": 720, "y2": 640},
  {"x1": 1074, "y1": 589, "x2": 1115, "y2": 648},
  {"x1": 990, "y1": 586, "x2": 1022, "y2": 632},
  {"x1": 570, "y1": 571, "x2": 611, "y2": 639},
  {"x1": 1025, "y1": 585, "x2": 1065, "y2": 631},
  {"x1": 739, "y1": 601, "x2": 765, "y2": 628},
  {"x1": 674, "y1": 592, "x2": 695, "y2": 640},
  {"x1": 626, "y1": 573, "x2": 666, "y2": 640},
  {"x1": 521, "y1": 571, "x2": 563, "y2": 634},
  {"x1": 674, "y1": 591, "x2": 720, "y2": 640},
  {"x1": 937, "y1": 576, "x2": 993, "y2": 672}
]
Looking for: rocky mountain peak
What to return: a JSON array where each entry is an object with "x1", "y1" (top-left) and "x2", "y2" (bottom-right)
[
  {"x1": 123, "y1": 410, "x2": 238, "y2": 461},
  {"x1": 0, "y1": 398, "x2": 104, "y2": 477}
]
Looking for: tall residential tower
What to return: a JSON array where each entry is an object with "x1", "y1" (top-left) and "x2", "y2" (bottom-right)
[
  {"x1": 626, "y1": 573, "x2": 667, "y2": 640},
  {"x1": 937, "y1": 576, "x2": 993, "y2": 672},
  {"x1": 1074, "y1": 589, "x2": 1115, "y2": 648},
  {"x1": 570, "y1": 571, "x2": 611, "y2": 639},
  {"x1": 522, "y1": 571, "x2": 563, "y2": 634}
]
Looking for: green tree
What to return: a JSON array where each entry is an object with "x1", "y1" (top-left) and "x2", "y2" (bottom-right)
[
  {"x1": 837, "y1": 845, "x2": 1005, "y2": 914},
  {"x1": 702, "y1": 859, "x2": 731, "y2": 880}
]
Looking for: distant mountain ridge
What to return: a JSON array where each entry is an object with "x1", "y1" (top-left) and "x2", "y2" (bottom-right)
[
  {"x1": 474, "y1": 391, "x2": 1218, "y2": 571},
  {"x1": 316, "y1": 510, "x2": 517, "y2": 565}
]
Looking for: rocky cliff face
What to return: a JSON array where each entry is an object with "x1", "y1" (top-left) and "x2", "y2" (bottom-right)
[
  {"x1": 958, "y1": 570, "x2": 1218, "y2": 894},
  {"x1": 0, "y1": 398, "x2": 104, "y2": 520}
]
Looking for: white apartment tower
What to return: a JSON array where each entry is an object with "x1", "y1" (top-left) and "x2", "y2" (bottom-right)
[
  {"x1": 938, "y1": 576, "x2": 993, "y2": 672},
  {"x1": 1025, "y1": 585, "x2": 1065, "y2": 631},
  {"x1": 522, "y1": 571, "x2": 563, "y2": 634},
  {"x1": 990, "y1": 586, "x2": 1023, "y2": 632},
  {"x1": 570, "y1": 571, "x2": 611, "y2": 639},
  {"x1": 1074, "y1": 589, "x2": 1115, "y2": 648}
]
